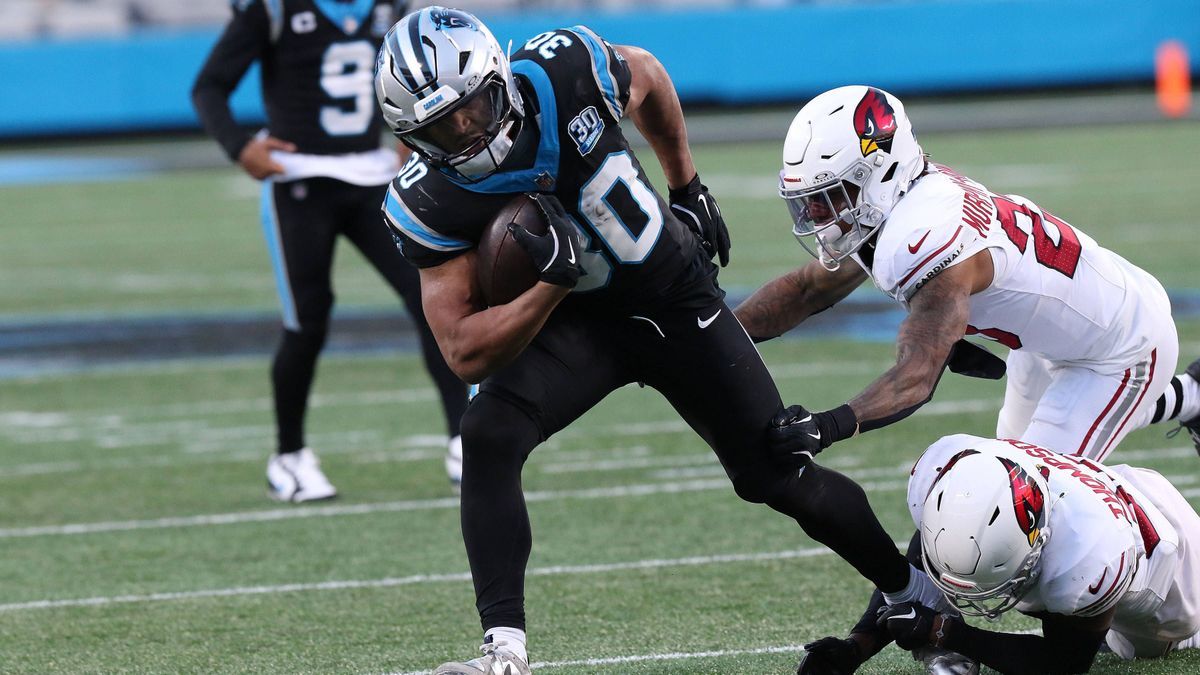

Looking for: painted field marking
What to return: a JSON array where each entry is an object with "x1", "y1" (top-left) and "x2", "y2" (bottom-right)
[
  {"x1": 0, "y1": 542, "x2": 885, "y2": 613},
  {"x1": 390, "y1": 644, "x2": 806, "y2": 675}
]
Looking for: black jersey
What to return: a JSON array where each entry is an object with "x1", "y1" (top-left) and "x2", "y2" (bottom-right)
[
  {"x1": 382, "y1": 26, "x2": 718, "y2": 313},
  {"x1": 193, "y1": 0, "x2": 403, "y2": 159}
]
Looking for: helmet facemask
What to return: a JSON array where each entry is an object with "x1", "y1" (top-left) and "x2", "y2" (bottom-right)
[
  {"x1": 780, "y1": 161, "x2": 883, "y2": 271},
  {"x1": 923, "y1": 526, "x2": 1050, "y2": 621},
  {"x1": 778, "y1": 86, "x2": 924, "y2": 271},
  {"x1": 401, "y1": 75, "x2": 521, "y2": 182}
]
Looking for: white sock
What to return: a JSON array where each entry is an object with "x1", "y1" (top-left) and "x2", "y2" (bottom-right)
[
  {"x1": 882, "y1": 564, "x2": 953, "y2": 613},
  {"x1": 1177, "y1": 630, "x2": 1200, "y2": 651},
  {"x1": 484, "y1": 627, "x2": 527, "y2": 663}
]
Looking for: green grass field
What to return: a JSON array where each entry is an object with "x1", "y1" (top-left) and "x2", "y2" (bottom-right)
[{"x1": 2, "y1": 114, "x2": 1200, "y2": 674}]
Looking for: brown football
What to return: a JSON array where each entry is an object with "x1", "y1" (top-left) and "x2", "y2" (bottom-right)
[{"x1": 476, "y1": 194, "x2": 547, "y2": 306}]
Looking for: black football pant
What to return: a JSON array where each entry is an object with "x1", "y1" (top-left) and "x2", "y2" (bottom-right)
[
  {"x1": 261, "y1": 177, "x2": 467, "y2": 452},
  {"x1": 460, "y1": 298, "x2": 912, "y2": 632}
]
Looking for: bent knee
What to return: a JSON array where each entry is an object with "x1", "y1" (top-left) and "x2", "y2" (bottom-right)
[{"x1": 459, "y1": 392, "x2": 538, "y2": 461}]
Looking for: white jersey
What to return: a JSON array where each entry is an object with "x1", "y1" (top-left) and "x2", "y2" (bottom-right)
[
  {"x1": 908, "y1": 434, "x2": 1180, "y2": 619},
  {"x1": 865, "y1": 164, "x2": 1169, "y2": 369}
]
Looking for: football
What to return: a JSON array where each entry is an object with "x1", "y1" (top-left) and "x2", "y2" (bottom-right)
[{"x1": 476, "y1": 194, "x2": 547, "y2": 306}]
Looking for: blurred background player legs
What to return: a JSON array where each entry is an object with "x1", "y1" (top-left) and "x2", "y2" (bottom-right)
[
  {"x1": 261, "y1": 175, "x2": 468, "y2": 501},
  {"x1": 191, "y1": 0, "x2": 466, "y2": 501}
]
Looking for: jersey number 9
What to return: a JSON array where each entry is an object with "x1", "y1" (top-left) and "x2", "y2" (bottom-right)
[{"x1": 320, "y1": 40, "x2": 376, "y2": 136}]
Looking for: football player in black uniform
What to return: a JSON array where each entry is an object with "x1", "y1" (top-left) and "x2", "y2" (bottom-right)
[
  {"x1": 191, "y1": 0, "x2": 468, "y2": 501},
  {"x1": 375, "y1": 7, "x2": 947, "y2": 673}
]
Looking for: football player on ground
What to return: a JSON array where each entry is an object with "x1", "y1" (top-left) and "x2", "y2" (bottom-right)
[
  {"x1": 860, "y1": 435, "x2": 1200, "y2": 674},
  {"x1": 736, "y1": 86, "x2": 1200, "y2": 465},
  {"x1": 374, "y1": 9, "x2": 951, "y2": 674},
  {"x1": 191, "y1": 0, "x2": 468, "y2": 500}
]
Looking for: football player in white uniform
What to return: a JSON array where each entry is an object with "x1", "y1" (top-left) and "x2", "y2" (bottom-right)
[
  {"x1": 864, "y1": 435, "x2": 1200, "y2": 674},
  {"x1": 739, "y1": 85, "x2": 1200, "y2": 463}
]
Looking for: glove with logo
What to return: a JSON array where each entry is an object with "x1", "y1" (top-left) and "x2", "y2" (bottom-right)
[
  {"x1": 796, "y1": 636, "x2": 864, "y2": 675},
  {"x1": 876, "y1": 602, "x2": 953, "y2": 651},
  {"x1": 767, "y1": 403, "x2": 859, "y2": 468},
  {"x1": 669, "y1": 174, "x2": 731, "y2": 266},
  {"x1": 509, "y1": 193, "x2": 587, "y2": 288}
]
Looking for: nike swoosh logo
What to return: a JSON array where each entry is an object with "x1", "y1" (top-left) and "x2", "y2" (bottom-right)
[
  {"x1": 908, "y1": 231, "x2": 931, "y2": 254},
  {"x1": 565, "y1": 238, "x2": 576, "y2": 264},
  {"x1": 1088, "y1": 569, "x2": 1108, "y2": 594},
  {"x1": 798, "y1": 414, "x2": 812, "y2": 423},
  {"x1": 697, "y1": 309, "x2": 722, "y2": 329},
  {"x1": 807, "y1": 433, "x2": 821, "y2": 440},
  {"x1": 889, "y1": 608, "x2": 917, "y2": 621}
]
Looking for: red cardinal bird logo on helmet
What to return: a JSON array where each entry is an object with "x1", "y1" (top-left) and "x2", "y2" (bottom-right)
[
  {"x1": 999, "y1": 458, "x2": 1047, "y2": 547},
  {"x1": 853, "y1": 87, "x2": 898, "y2": 157}
]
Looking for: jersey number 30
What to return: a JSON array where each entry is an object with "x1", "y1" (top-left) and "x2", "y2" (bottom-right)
[
  {"x1": 320, "y1": 41, "x2": 376, "y2": 136},
  {"x1": 574, "y1": 151, "x2": 664, "y2": 291}
]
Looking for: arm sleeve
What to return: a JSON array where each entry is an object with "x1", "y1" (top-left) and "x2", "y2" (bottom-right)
[
  {"x1": 944, "y1": 619, "x2": 1104, "y2": 674},
  {"x1": 190, "y1": 2, "x2": 270, "y2": 162}
]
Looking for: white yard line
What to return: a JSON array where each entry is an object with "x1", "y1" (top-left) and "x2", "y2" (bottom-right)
[
  {"x1": 0, "y1": 479, "x2": 729, "y2": 539},
  {"x1": 0, "y1": 544, "x2": 867, "y2": 613},
  {"x1": 390, "y1": 644, "x2": 808, "y2": 675}
]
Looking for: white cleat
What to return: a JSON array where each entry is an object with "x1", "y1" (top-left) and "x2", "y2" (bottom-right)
[
  {"x1": 266, "y1": 448, "x2": 337, "y2": 503},
  {"x1": 446, "y1": 435, "x2": 463, "y2": 490},
  {"x1": 914, "y1": 647, "x2": 979, "y2": 675},
  {"x1": 434, "y1": 641, "x2": 531, "y2": 675}
]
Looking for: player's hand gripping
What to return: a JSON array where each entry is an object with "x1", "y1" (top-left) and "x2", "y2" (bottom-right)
[
  {"x1": 669, "y1": 174, "x2": 731, "y2": 266},
  {"x1": 767, "y1": 404, "x2": 828, "y2": 468},
  {"x1": 876, "y1": 602, "x2": 949, "y2": 650},
  {"x1": 796, "y1": 636, "x2": 864, "y2": 675},
  {"x1": 238, "y1": 135, "x2": 297, "y2": 180},
  {"x1": 510, "y1": 194, "x2": 587, "y2": 289}
]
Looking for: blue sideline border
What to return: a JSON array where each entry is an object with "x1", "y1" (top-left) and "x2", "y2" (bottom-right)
[{"x1": 0, "y1": 0, "x2": 1196, "y2": 137}]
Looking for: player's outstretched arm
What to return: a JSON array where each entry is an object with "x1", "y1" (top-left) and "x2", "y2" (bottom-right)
[
  {"x1": 418, "y1": 254, "x2": 570, "y2": 384},
  {"x1": 843, "y1": 261, "x2": 973, "y2": 429},
  {"x1": 879, "y1": 603, "x2": 1111, "y2": 674},
  {"x1": 735, "y1": 260, "x2": 866, "y2": 342}
]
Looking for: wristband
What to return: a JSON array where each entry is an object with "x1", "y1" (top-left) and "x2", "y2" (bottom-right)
[{"x1": 814, "y1": 404, "x2": 859, "y2": 447}]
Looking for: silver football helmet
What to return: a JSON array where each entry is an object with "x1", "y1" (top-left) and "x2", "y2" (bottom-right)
[
  {"x1": 374, "y1": 7, "x2": 524, "y2": 181},
  {"x1": 779, "y1": 85, "x2": 924, "y2": 270},
  {"x1": 920, "y1": 451, "x2": 1054, "y2": 620}
]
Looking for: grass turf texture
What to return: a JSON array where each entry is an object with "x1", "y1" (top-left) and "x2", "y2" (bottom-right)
[{"x1": 3, "y1": 116, "x2": 1200, "y2": 673}]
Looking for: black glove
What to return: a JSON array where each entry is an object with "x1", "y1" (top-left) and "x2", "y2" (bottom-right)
[
  {"x1": 510, "y1": 194, "x2": 586, "y2": 288},
  {"x1": 796, "y1": 637, "x2": 863, "y2": 675},
  {"x1": 876, "y1": 602, "x2": 941, "y2": 651},
  {"x1": 669, "y1": 174, "x2": 731, "y2": 267},
  {"x1": 946, "y1": 339, "x2": 1006, "y2": 380},
  {"x1": 767, "y1": 404, "x2": 858, "y2": 468},
  {"x1": 768, "y1": 404, "x2": 824, "y2": 468}
]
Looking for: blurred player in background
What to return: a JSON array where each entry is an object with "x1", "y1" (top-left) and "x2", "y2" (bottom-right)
[
  {"x1": 375, "y1": 8, "x2": 950, "y2": 674},
  {"x1": 739, "y1": 85, "x2": 1200, "y2": 466},
  {"x1": 861, "y1": 435, "x2": 1200, "y2": 674},
  {"x1": 191, "y1": 0, "x2": 468, "y2": 501}
]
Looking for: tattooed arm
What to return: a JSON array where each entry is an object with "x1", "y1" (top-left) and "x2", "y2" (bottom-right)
[
  {"x1": 735, "y1": 260, "x2": 867, "y2": 341},
  {"x1": 846, "y1": 261, "x2": 975, "y2": 431}
]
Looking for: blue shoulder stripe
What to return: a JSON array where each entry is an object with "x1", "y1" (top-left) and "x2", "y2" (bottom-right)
[
  {"x1": 570, "y1": 26, "x2": 623, "y2": 120},
  {"x1": 383, "y1": 185, "x2": 472, "y2": 252}
]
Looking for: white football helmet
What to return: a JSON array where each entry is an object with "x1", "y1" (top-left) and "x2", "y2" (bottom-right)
[
  {"x1": 920, "y1": 450, "x2": 1053, "y2": 620},
  {"x1": 779, "y1": 85, "x2": 924, "y2": 270},
  {"x1": 374, "y1": 7, "x2": 524, "y2": 181}
]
